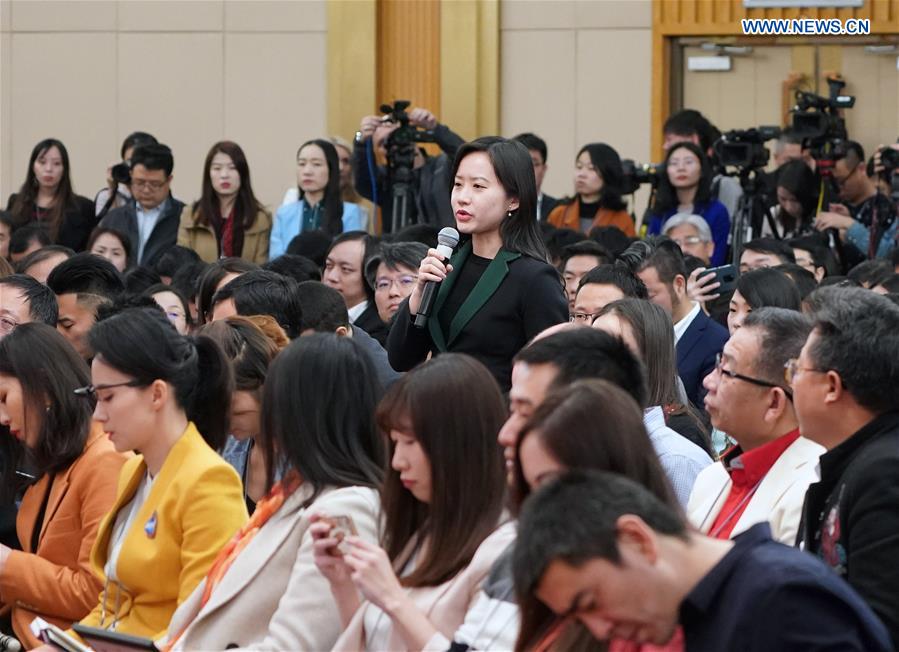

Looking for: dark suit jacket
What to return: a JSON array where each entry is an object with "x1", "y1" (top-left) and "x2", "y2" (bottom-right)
[
  {"x1": 6, "y1": 193, "x2": 97, "y2": 251},
  {"x1": 353, "y1": 301, "x2": 389, "y2": 347},
  {"x1": 387, "y1": 242, "x2": 568, "y2": 391},
  {"x1": 99, "y1": 196, "x2": 185, "y2": 267},
  {"x1": 539, "y1": 193, "x2": 559, "y2": 221},
  {"x1": 676, "y1": 308, "x2": 730, "y2": 409},
  {"x1": 350, "y1": 324, "x2": 401, "y2": 389}
]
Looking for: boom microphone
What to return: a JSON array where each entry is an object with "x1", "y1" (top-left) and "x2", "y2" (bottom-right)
[{"x1": 413, "y1": 227, "x2": 460, "y2": 328}]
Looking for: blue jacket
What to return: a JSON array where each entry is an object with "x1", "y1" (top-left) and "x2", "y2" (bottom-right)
[
  {"x1": 269, "y1": 201, "x2": 364, "y2": 259},
  {"x1": 846, "y1": 219, "x2": 898, "y2": 260},
  {"x1": 647, "y1": 200, "x2": 731, "y2": 265},
  {"x1": 676, "y1": 308, "x2": 730, "y2": 409}
]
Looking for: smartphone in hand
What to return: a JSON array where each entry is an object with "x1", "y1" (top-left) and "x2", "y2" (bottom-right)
[{"x1": 703, "y1": 264, "x2": 738, "y2": 295}]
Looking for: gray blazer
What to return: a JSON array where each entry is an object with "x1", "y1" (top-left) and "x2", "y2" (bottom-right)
[{"x1": 100, "y1": 197, "x2": 185, "y2": 267}]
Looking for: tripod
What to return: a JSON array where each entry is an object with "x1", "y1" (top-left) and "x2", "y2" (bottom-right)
[
  {"x1": 386, "y1": 142, "x2": 418, "y2": 233},
  {"x1": 728, "y1": 167, "x2": 771, "y2": 265}
]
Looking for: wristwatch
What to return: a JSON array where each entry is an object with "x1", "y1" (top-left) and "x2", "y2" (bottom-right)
[{"x1": 354, "y1": 131, "x2": 365, "y2": 145}]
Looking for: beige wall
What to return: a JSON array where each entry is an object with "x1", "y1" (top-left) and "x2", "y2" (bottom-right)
[
  {"x1": 500, "y1": 0, "x2": 653, "y2": 214},
  {"x1": 0, "y1": 0, "x2": 328, "y2": 214}
]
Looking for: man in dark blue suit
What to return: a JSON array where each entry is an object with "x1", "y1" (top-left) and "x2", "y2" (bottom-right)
[
  {"x1": 675, "y1": 303, "x2": 730, "y2": 408},
  {"x1": 632, "y1": 240, "x2": 729, "y2": 408},
  {"x1": 515, "y1": 471, "x2": 892, "y2": 652}
]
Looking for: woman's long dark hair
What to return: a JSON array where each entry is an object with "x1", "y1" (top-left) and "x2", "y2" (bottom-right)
[
  {"x1": 193, "y1": 141, "x2": 265, "y2": 257},
  {"x1": 736, "y1": 267, "x2": 802, "y2": 312},
  {"x1": 513, "y1": 379, "x2": 678, "y2": 652},
  {"x1": 651, "y1": 141, "x2": 713, "y2": 215},
  {"x1": 776, "y1": 159, "x2": 819, "y2": 232},
  {"x1": 297, "y1": 139, "x2": 344, "y2": 237},
  {"x1": 259, "y1": 334, "x2": 383, "y2": 503},
  {"x1": 10, "y1": 139, "x2": 77, "y2": 240},
  {"x1": 88, "y1": 308, "x2": 234, "y2": 450},
  {"x1": 376, "y1": 353, "x2": 506, "y2": 588},
  {"x1": 0, "y1": 323, "x2": 93, "y2": 485},
  {"x1": 452, "y1": 137, "x2": 549, "y2": 261},
  {"x1": 577, "y1": 143, "x2": 627, "y2": 211},
  {"x1": 597, "y1": 298, "x2": 710, "y2": 449}
]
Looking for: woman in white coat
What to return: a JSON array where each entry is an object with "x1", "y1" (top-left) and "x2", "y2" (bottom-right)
[
  {"x1": 314, "y1": 353, "x2": 514, "y2": 651},
  {"x1": 162, "y1": 334, "x2": 385, "y2": 651}
]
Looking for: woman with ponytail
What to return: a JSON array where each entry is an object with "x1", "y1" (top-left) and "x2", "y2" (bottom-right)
[{"x1": 71, "y1": 307, "x2": 248, "y2": 640}]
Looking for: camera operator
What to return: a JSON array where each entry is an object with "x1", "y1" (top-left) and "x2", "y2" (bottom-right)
[
  {"x1": 99, "y1": 143, "x2": 185, "y2": 267},
  {"x1": 663, "y1": 109, "x2": 743, "y2": 221},
  {"x1": 815, "y1": 141, "x2": 897, "y2": 263},
  {"x1": 93, "y1": 131, "x2": 158, "y2": 220},
  {"x1": 353, "y1": 106, "x2": 464, "y2": 232}
]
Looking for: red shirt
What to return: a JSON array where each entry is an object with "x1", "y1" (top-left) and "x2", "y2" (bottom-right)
[
  {"x1": 708, "y1": 429, "x2": 801, "y2": 539},
  {"x1": 221, "y1": 208, "x2": 234, "y2": 257}
]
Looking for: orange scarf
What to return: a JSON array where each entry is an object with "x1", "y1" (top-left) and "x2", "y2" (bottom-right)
[{"x1": 163, "y1": 470, "x2": 302, "y2": 651}]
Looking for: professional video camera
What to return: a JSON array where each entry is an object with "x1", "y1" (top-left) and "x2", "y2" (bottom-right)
[
  {"x1": 713, "y1": 126, "x2": 782, "y2": 264},
  {"x1": 713, "y1": 126, "x2": 781, "y2": 170},
  {"x1": 380, "y1": 100, "x2": 436, "y2": 164},
  {"x1": 378, "y1": 100, "x2": 437, "y2": 232},
  {"x1": 789, "y1": 77, "x2": 855, "y2": 172},
  {"x1": 620, "y1": 160, "x2": 660, "y2": 195}
]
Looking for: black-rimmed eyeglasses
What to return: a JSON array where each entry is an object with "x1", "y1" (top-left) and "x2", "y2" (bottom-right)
[
  {"x1": 714, "y1": 353, "x2": 793, "y2": 400},
  {"x1": 74, "y1": 380, "x2": 145, "y2": 398}
]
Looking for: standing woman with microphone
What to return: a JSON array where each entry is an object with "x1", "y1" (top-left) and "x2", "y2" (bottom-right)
[{"x1": 386, "y1": 137, "x2": 568, "y2": 391}]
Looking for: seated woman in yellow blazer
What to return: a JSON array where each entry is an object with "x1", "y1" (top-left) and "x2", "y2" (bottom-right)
[
  {"x1": 315, "y1": 354, "x2": 515, "y2": 651},
  {"x1": 177, "y1": 141, "x2": 271, "y2": 264},
  {"x1": 0, "y1": 324, "x2": 128, "y2": 648},
  {"x1": 67, "y1": 307, "x2": 248, "y2": 642},
  {"x1": 163, "y1": 334, "x2": 385, "y2": 651}
]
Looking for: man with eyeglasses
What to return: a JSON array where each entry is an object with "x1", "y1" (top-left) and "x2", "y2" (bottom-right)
[
  {"x1": 100, "y1": 143, "x2": 184, "y2": 267},
  {"x1": 689, "y1": 308, "x2": 823, "y2": 545},
  {"x1": 571, "y1": 264, "x2": 647, "y2": 325},
  {"x1": 792, "y1": 286, "x2": 899, "y2": 649},
  {"x1": 662, "y1": 213, "x2": 715, "y2": 265},
  {"x1": 0, "y1": 274, "x2": 58, "y2": 338},
  {"x1": 364, "y1": 241, "x2": 427, "y2": 337},
  {"x1": 815, "y1": 141, "x2": 897, "y2": 264}
]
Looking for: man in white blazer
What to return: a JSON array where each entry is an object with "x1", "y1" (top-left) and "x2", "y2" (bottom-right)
[{"x1": 688, "y1": 308, "x2": 824, "y2": 544}]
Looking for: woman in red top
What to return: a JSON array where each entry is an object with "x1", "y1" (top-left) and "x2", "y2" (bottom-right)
[{"x1": 547, "y1": 143, "x2": 635, "y2": 237}]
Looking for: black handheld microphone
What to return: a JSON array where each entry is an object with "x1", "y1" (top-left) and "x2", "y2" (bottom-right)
[{"x1": 413, "y1": 227, "x2": 460, "y2": 328}]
